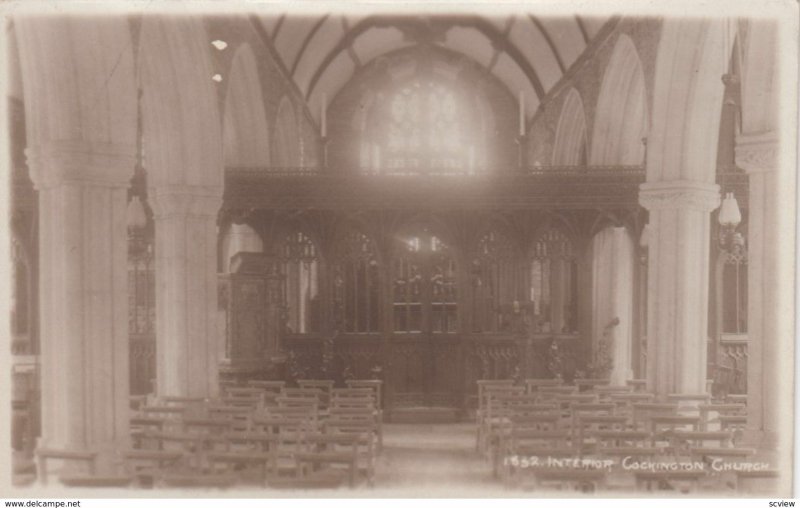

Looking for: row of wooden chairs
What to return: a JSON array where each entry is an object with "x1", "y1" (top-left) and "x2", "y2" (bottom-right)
[
  {"x1": 37, "y1": 379, "x2": 383, "y2": 489},
  {"x1": 475, "y1": 379, "x2": 767, "y2": 493}
]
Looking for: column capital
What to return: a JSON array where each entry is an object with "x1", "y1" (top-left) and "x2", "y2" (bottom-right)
[
  {"x1": 25, "y1": 140, "x2": 136, "y2": 190},
  {"x1": 638, "y1": 180, "x2": 720, "y2": 212},
  {"x1": 735, "y1": 131, "x2": 779, "y2": 174},
  {"x1": 149, "y1": 185, "x2": 223, "y2": 218}
]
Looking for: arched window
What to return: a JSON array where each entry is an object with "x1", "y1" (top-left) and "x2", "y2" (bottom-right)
[
  {"x1": 470, "y1": 231, "x2": 518, "y2": 332},
  {"x1": 280, "y1": 232, "x2": 320, "y2": 334},
  {"x1": 393, "y1": 232, "x2": 457, "y2": 333},
  {"x1": 530, "y1": 228, "x2": 578, "y2": 334},
  {"x1": 334, "y1": 232, "x2": 381, "y2": 333},
  {"x1": 365, "y1": 79, "x2": 479, "y2": 175}
]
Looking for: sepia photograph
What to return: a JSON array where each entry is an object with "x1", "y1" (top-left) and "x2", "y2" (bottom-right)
[{"x1": 1, "y1": 0, "x2": 797, "y2": 501}]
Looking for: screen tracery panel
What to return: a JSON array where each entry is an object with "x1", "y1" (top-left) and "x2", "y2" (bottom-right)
[
  {"x1": 530, "y1": 228, "x2": 578, "y2": 334},
  {"x1": 280, "y1": 231, "x2": 320, "y2": 334},
  {"x1": 393, "y1": 233, "x2": 457, "y2": 333},
  {"x1": 334, "y1": 231, "x2": 381, "y2": 333},
  {"x1": 471, "y1": 231, "x2": 519, "y2": 333}
]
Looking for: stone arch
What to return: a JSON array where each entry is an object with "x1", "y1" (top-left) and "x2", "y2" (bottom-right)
[
  {"x1": 139, "y1": 16, "x2": 223, "y2": 187},
  {"x1": 739, "y1": 21, "x2": 778, "y2": 135},
  {"x1": 647, "y1": 20, "x2": 732, "y2": 183},
  {"x1": 591, "y1": 34, "x2": 648, "y2": 165},
  {"x1": 222, "y1": 43, "x2": 271, "y2": 168},
  {"x1": 552, "y1": 88, "x2": 588, "y2": 165},
  {"x1": 274, "y1": 95, "x2": 301, "y2": 167}
]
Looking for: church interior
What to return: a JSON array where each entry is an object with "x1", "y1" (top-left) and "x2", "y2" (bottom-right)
[{"x1": 6, "y1": 5, "x2": 796, "y2": 496}]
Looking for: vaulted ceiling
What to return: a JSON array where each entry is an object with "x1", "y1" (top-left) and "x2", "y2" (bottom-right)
[{"x1": 256, "y1": 14, "x2": 613, "y2": 126}]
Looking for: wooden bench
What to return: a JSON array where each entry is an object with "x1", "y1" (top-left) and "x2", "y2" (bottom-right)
[{"x1": 36, "y1": 449, "x2": 97, "y2": 485}]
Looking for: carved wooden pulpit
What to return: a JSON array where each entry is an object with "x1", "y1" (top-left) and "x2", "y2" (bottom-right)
[{"x1": 218, "y1": 252, "x2": 283, "y2": 383}]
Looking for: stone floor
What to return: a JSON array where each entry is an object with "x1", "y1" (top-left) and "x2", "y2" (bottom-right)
[{"x1": 371, "y1": 422, "x2": 504, "y2": 496}]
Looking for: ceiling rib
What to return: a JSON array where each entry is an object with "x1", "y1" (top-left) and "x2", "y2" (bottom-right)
[
  {"x1": 306, "y1": 16, "x2": 391, "y2": 99},
  {"x1": 574, "y1": 15, "x2": 590, "y2": 45},
  {"x1": 453, "y1": 16, "x2": 545, "y2": 99},
  {"x1": 529, "y1": 15, "x2": 567, "y2": 75},
  {"x1": 272, "y1": 14, "x2": 286, "y2": 41},
  {"x1": 290, "y1": 15, "x2": 330, "y2": 77}
]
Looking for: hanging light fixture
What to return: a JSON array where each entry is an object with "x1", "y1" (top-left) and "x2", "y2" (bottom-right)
[
  {"x1": 718, "y1": 192, "x2": 742, "y2": 228},
  {"x1": 718, "y1": 192, "x2": 744, "y2": 256}
]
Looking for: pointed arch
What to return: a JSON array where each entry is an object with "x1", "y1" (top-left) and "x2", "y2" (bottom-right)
[
  {"x1": 591, "y1": 34, "x2": 648, "y2": 165},
  {"x1": 552, "y1": 88, "x2": 588, "y2": 165},
  {"x1": 274, "y1": 96, "x2": 301, "y2": 167},
  {"x1": 648, "y1": 20, "x2": 733, "y2": 182},
  {"x1": 139, "y1": 17, "x2": 223, "y2": 187},
  {"x1": 223, "y1": 43, "x2": 271, "y2": 168}
]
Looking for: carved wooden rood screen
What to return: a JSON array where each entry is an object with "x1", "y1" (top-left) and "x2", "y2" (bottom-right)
[{"x1": 218, "y1": 164, "x2": 646, "y2": 415}]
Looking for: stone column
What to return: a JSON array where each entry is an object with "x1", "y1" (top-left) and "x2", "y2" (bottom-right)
[
  {"x1": 736, "y1": 132, "x2": 781, "y2": 448},
  {"x1": 150, "y1": 186, "x2": 223, "y2": 399},
  {"x1": 639, "y1": 180, "x2": 720, "y2": 396},
  {"x1": 27, "y1": 141, "x2": 135, "y2": 464}
]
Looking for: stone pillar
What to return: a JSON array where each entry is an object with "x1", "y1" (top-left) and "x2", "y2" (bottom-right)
[
  {"x1": 150, "y1": 186, "x2": 223, "y2": 399},
  {"x1": 639, "y1": 180, "x2": 720, "y2": 396},
  {"x1": 27, "y1": 141, "x2": 134, "y2": 463},
  {"x1": 736, "y1": 132, "x2": 781, "y2": 447}
]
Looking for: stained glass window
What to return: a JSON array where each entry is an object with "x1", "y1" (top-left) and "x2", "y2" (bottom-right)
[{"x1": 367, "y1": 80, "x2": 477, "y2": 175}]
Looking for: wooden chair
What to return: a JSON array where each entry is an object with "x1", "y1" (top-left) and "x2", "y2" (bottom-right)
[
  {"x1": 665, "y1": 430, "x2": 735, "y2": 457},
  {"x1": 122, "y1": 449, "x2": 185, "y2": 486},
  {"x1": 650, "y1": 415, "x2": 701, "y2": 447},
  {"x1": 697, "y1": 403, "x2": 746, "y2": 431},
  {"x1": 523, "y1": 378, "x2": 560, "y2": 394},
  {"x1": 157, "y1": 473, "x2": 237, "y2": 489},
  {"x1": 635, "y1": 470, "x2": 707, "y2": 493},
  {"x1": 36, "y1": 449, "x2": 97, "y2": 485},
  {"x1": 626, "y1": 379, "x2": 647, "y2": 392},
  {"x1": 345, "y1": 380, "x2": 383, "y2": 408},
  {"x1": 297, "y1": 432, "x2": 374, "y2": 487},
  {"x1": 573, "y1": 378, "x2": 611, "y2": 391},
  {"x1": 532, "y1": 468, "x2": 608, "y2": 493},
  {"x1": 59, "y1": 474, "x2": 134, "y2": 488},
  {"x1": 298, "y1": 380, "x2": 335, "y2": 407},
  {"x1": 630, "y1": 403, "x2": 678, "y2": 431},
  {"x1": 248, "y1": 380, "x2": 286, "y2": 393},
  {"x1": 501, "y1": 429, "x2": 574, "y2": 487},
  {"x1": 477, "y1": 384, "x2": 525, "y2": 453}
]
